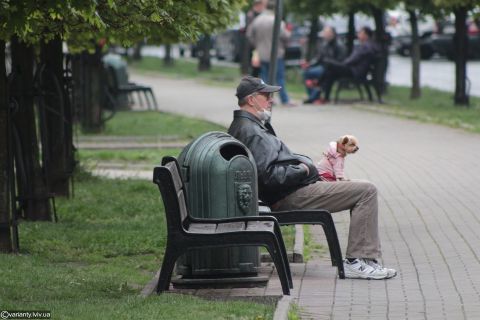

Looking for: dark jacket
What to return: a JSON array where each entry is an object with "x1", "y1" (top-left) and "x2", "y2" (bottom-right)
[
  {"x1": 310, "y1": 39, "x2": 346, "y2": 67},
  {"x1": 228, "y1": 110, "x2": 319, "y2": 205},
  {"x1": 343, "y1": 40, "x2": 379, "y2": 79}
]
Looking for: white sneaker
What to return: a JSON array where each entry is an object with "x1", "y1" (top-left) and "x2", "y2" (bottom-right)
[
  {"x1": 344, "y1": 258, "x2": 389, "y2": 280},
  {"x1": 365, "y1": 259, "x2": 397, "y2": 279}
]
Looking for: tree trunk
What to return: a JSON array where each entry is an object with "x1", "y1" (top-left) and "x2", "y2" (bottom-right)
[
  {"x1": 40, "y1": 37, "x2": 70, "y2": 197},
  {"x1": 197, "y1": 35, "x2": 212, "y2": 71},
  {"x1": 132, "y1": 41, "x2": 143, "y2": 61},
  {"x1": 347, "y1": 11, "x2": 355, "y2": 56},
  {"x1": 164, "y1": 44, "x2": 174, "y2": 66},
  {"x1": 371, "y1": 6, "x2": 389, "y2": 93},
  {"x1": 453, "y1": 7, "x2": 469, "y2": 106},
  {"x1": 306, "y1": 14, "x2": 320, "y2": 61},
  {"x1": 77, "y1": 47, "x2": 104, "y2": 133},
  {"x1": 10, "y1": 37, "x2": 52, "y2": 221},
  {"x1": 240, "y1": 8, "x2": 251, "y2": 75},
  {"x1": 0, "y1": 40, "x2": 18, "y2": 252},
  {"x1": 408, "y1": 9, "x2": 421, "y2": 99}
]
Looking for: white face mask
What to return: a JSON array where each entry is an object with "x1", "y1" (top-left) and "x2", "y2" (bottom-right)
[{"x1": 253, "y1": 96, "x2": 272, "y2": 122}]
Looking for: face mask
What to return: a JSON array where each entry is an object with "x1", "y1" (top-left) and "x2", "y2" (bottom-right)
[
  {"x1": 260, "y1": 109, "x2": 272, "y2": 122},
  {"x1": 253, "y1": 96, "x2": 272, "y2": 122}
]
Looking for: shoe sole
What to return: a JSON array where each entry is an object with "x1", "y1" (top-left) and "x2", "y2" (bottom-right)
[{"x1": 344, "y1": 269, "x2": 389, "y2": 280}]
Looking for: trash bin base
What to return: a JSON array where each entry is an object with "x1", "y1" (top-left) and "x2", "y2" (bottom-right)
[{"x1": 171, "y1": 274, "x2": 269, "y2": 289}]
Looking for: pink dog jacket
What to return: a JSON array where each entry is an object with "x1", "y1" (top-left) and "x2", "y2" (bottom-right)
[{"x1": 316, "y1": 141, "x2": 345, "y2": 181}]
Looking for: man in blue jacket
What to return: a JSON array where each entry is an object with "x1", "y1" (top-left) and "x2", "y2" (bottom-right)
[
  {"x1": 318, "y1": 26, "x2": 379, "y2": 103},
  {"x1": 228, "y1": 76, "x2": 396, "y2": 280}
]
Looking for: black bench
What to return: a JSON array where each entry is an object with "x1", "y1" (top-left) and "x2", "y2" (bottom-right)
[
  {"x1": 153, "y1": 157, "x2": 293, "y2": 295},
  {"x1": 259, "y1": 204, "x2": 345, "y2": 279},
  {"x1": 334, "y1": 56, "x2": 383, "y2": 104},
  {"x1": 105, "y1": 65, "x2": 158, "y2": 110}
]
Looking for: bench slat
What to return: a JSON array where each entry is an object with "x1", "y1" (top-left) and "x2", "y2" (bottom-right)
[
  {"x1": 216, "y1": 221, "x2": 245, "y2": 233},
  {"x1": 188, "y1": 223, "x2": 216, "y2": 233},
  {"x1": 246, "y1": 221, "x2": 274, "y2": 232}
]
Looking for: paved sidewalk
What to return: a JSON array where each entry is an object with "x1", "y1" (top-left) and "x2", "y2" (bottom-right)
[{"x1": 125, "y1": 72, "x2": 480, "y2": 319}]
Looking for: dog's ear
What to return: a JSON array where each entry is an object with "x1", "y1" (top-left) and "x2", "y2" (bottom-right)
[{"x1": 341, "y1": 136, "x2": 349, "y2": 145}]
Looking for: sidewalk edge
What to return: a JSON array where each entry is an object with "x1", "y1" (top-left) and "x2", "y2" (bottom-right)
[{"x1": 273, "y1": 295, "x2": 293, "y2": 320}]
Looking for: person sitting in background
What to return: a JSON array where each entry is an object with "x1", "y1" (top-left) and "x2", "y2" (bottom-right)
[
  {"x1": 317, "y1": 26, "x2": 379, "y2": 104},
  {"x1": 302, "y1": 26, "x2": 346, "y2": 104}
]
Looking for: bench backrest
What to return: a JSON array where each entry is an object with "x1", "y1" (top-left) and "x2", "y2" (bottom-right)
[{"x1": 153, "y1": 159, "x2": 189, "y2": 233}]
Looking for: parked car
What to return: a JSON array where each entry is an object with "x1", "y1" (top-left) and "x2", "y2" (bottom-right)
[
  {"x1": 392, "y1": 17, "x2": 480, "y2": 60},
  {"x1": 429, "y1": 22, "x2": 480, "y2": 60},
  {"x1": 392, "y1": 33, "x2": 435, "y2": 59},
  {"x1": 284, "y1": 23, "x2": 308, "y2": 67},
  {"x1": 386, "y1": 10, "x2": 437, "y2": 59}
]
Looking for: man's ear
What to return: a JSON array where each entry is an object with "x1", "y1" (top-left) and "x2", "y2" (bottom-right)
[{"x1": 247, "y1": 94, "x2": 257, "y2": 106}]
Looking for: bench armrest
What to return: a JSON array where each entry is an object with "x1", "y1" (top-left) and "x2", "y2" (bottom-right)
[{"x1": 188, "y1": 215, "x2": 279, "y2": 225}]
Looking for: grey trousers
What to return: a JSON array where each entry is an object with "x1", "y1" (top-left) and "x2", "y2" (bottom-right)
[{"x1": 272, "y1": 180, "x2": 381, "y2": 259}]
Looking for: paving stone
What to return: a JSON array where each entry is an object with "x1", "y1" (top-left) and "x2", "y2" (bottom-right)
[{"x1": 123, "y1": 74, "x2": 480, "y2": 319}]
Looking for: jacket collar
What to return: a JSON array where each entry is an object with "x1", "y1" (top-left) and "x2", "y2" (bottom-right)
[{"x1": 233, "y1": 109, "x2": 277, "y2": 136}]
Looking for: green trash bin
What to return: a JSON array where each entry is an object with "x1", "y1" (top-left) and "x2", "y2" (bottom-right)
[
  {"x1": 176, "y1": 131, "x2": 260, "y2": 277},
  {"x1": 102, "y1": 53, "x2": 130, "y2": 110}
]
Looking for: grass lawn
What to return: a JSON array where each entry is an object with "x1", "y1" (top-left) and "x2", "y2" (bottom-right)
[
  {"x1": 130, "y1": 57, "x2": 480, "y2": 133},
  {"x1": 78, "y1": 111, "x2": 226, "y2": 140},
  {"x1": 0, "y1": 171, "x2": 275, "y2": 319}
]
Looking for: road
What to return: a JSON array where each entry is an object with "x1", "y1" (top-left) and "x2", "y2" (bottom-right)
[{"x1": 387, "y1": 55, "x2": 480, "y2": 97}]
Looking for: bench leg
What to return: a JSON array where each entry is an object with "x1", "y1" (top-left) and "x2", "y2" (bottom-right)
[
  {"x1": 364, "y1": 83, "x2": 373, "y2": 101},
  {"x1": 147, "y1": 88, "x2": 159, "y2": 110},
  {"x1": 157, "y1": 245, "x2": 182, "y2": 293},
  {"x1": 356, "y1": 83, "x2": 364, "y2": 101},
  {"x1": 334, "y1": 81, "x2": 343, "y2": 103},
  {"x1": 374, "y1": 85, "x2": 383, "y2": 103},
  {"x1": 273, "y1": 224, "x2": 293, "y2": 288},
  {"x1": 320, "y1": 223, "x2": 345, "y2": 279},
  {"x1": 265, "y1": 241, "x2": 291, "y2": 295}
]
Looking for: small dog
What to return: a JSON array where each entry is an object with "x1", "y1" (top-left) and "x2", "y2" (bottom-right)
[{"x1": 316, "y1": 135, "x2": 359, "y2": 181}]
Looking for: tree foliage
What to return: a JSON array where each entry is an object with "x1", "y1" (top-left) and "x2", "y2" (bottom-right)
[
  {"x1": 285, "y1": 0, "x2": 337, "y2": 18},
  {"x1": 433, "y1": 0, "x2": 479, "y2": 9},
  {"x1": 1, "y1": 0, "x2": 246, "y2": 49},
  {"x1": 334, "y1": 0, "x2": 398, "y2": 14}
]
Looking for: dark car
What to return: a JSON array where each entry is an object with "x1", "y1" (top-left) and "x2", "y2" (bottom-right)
[
  {"x1": 394, "y1": 18, "x2": 480, "y2": 60},
  {"x1": 430, "y1": 33, "x2": 480, "y2": 60},
  {"x1": 392, "y1": 32, "x2": 435, "y2": 59},
  {"x1": 284, "y1": 23, "x2": 308, "y2": 67}
]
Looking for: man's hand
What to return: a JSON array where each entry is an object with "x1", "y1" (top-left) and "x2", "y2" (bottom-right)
[
  {"x1": 300, "y1": 60, "x2": 309, "y2": 69},
  {"x1": 299, "y1": 163, "x2": 310, "y2": 175}
]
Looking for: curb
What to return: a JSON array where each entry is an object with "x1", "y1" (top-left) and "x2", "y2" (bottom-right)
[
  {"x1": 273, "y1": 295, "x2": 293, "y2": 320},
  {"x1": 293, "y1": 225, "x2": 304, "y2": 263},
  {"x1": 139, "y1": 270, "x2": 160, "y2": 297}
]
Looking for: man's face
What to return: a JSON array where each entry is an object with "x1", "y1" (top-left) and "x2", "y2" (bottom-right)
[
  {"x1": 322, "y1": 27, "x2": 334, "y2": 41},
  {"x1": 253, "y1": 0, "x2": 266, "y2": 13},
  {"x1": 250, "y1": 92, "x2": 273, "y2": 112},
  {"x1": 357, "y1": 29, "x2": 368, "y2": 42}
]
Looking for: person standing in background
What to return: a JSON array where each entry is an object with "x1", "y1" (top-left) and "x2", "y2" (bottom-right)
[
  {"x1": 245, "y1": 0, "x2": 267, "y2": 77},
  {"x1": 246, "y1": 1, "x2": 297, "y2": 106}
]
